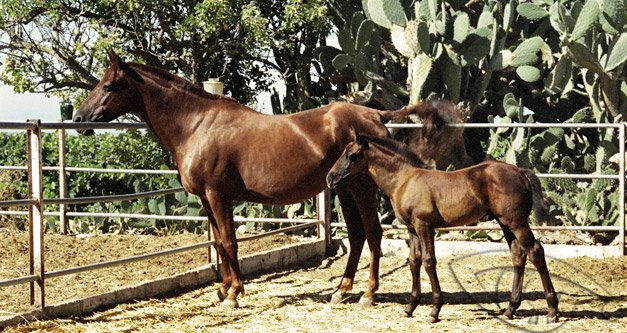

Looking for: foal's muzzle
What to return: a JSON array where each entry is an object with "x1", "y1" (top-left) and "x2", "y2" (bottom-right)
[{"x1": 326, "y1": 172, "x2": 347, "y2": 189}]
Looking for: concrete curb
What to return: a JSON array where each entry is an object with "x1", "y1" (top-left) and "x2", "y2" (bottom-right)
[
  {"x1": 0, "y1": 239, "x2": 326, "y2": 329},
  {"x1": 347, "y1": 239, "x2": 621, "y2": 259}
]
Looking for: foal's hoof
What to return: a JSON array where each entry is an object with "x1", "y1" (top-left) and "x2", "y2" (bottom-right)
[
  {"x1": 329, "y1": 292, "x2": 345, "y2": 304},
  {"x1": 357, "y1": 295, "x2": 374, "y2": 309},
  {"x1": 403, "y1": 308, "x2": 413, "y2": 318},
  {"x1": 221, "y1": 298, "x2": 239, "y2": 309},
  {"x1": 428, "y1": 316, "x2": 440, "y2": 324}
]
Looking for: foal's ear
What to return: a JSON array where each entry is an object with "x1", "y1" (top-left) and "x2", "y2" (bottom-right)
[
  {"x1": 355, "y1": 133, "x2": 369, "y2": 148},
  {"x1": 109, "y1": 50, "x2": 122, "y2": 68}
]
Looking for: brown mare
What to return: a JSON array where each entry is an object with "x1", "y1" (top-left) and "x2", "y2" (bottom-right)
[
  {"x1": 73, "y1": 51, "x2": 412, "y2": 308},
  {"x1": 326, "y1": 134, "x2": 559, "y2": 323}
]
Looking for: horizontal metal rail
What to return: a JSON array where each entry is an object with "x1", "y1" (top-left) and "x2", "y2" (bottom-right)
[
  {"x1": 0, "y1": 165, "x2": 179, "y2": 174},
  {"x1": 0, "y1": 122, "x2": 36, "y2": 130},
  {"x1": 329, "y1": 223, "x2": 619, "y2": 232},
  {"x1": 44, "y1": 221, "x2": 319, "y2": 280},
  {"x1": 0, "y1": 274, "x2": 38, "y2": 288},
  {"x1": 43, "y1": 187, "x2": 185, "y2": 205},
  {"x1": 40, "y1": 122, "x2": 148, "y2": 130},
  {"x1": 0, "y1": 210, "x2": 319, "y2": 225},
  {"x1": 385, "y1": 123, "x2": 622, "y2": 129},
  {"x1": 45, "y1": 240, "x2": 215, "y2": 279},
  {"x1": 0, "y1": 198, "x2": 37, "y2": 208}
]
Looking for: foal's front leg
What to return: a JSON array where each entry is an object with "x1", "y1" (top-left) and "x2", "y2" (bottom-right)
[{"x1": 417, "y1": 222, "x2": 443, "y2": 323}]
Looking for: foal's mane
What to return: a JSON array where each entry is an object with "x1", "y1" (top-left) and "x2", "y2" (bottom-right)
[
  {"x1": 128, "y1": 62, "x2": 238, "y2": 103},
  {"x1": 359, "y1": 134, "x2": 431, "y2": 169}
]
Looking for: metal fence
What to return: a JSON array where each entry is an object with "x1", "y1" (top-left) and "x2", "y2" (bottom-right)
[
  {"x1": 0, "y1": 120, "x2": 330, "y2": 308},
  {"x1": 0, "y1": 120, "x2": 625, "y2": 310}
]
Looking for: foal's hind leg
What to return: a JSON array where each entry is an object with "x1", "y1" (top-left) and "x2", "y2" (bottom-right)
[
  {"x1": 510, "y1": 224, "x2": 559, "y2": 322},
  {"x1": 416, "y1": 222, "x2": 442, "y2": 323},
  {"x1": 498, "y1": 220, "x2": 526, "y2": 319},
  {"x1": 350, "y1": 175, "x2": 382, "y2": 308},
  {"x1": 404, "y1": 232, "x2": 422, "y2": 317},
  {"x1": 330, "y1": 186, "x2": 367, "y2": 304}
]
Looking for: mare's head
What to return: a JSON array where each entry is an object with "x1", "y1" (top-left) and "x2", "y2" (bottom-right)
[
  {"x1": 73, "y1": 51, "x2": 145, "y2": 134},
  {"x1": 326, "y1": 135, "x2": 370, "y2": 189}
]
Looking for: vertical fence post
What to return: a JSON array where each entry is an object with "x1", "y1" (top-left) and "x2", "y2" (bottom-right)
[
  {"x1": 58, "y1": 123, "x2": 68, "y2": 234},
  {"x1": 619, "y1": 124, "x2": 625, "y2": 256},
  {"x1": 27, "y1": 119, "x2": 45, "y2": 308},
  {"x1": 208, "y1": 226, "x2": 218, "y2": 265},
  {"x1": 317, "y1": 190, "x2": 331, "y2": 252}
]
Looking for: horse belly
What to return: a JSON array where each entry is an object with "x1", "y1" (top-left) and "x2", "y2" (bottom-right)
[{"x1": 435, "y1": 192, "x2": 486, "y2": 226}]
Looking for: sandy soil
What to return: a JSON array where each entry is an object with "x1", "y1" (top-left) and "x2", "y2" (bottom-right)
[
  {"x1": 3, "y1": 246, "x2": 625, "y2": 332},
  {"x1": 0, "y1": 232, "x2": 296, "y2": 315}
]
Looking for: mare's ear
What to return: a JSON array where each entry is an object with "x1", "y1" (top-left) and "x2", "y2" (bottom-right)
[
  {"x1": 108, "y1": 50, "x2": 144, "y2": 83},
  {"x1": 355, "y1": 133, "x2": 369, "y2": 148}
]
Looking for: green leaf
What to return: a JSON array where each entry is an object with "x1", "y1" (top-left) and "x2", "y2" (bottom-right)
[
  {"x1": 570, "y1": 0, "x2": 599, "y2": 42},
  {"x1": 545, "y1": 54, "x2": 573, "y2": 95},
  {"x1": 332, "y1": 54, "x2": 351, "y2": 70},
  {"x1": 441, "y1": 54, "x2": 461, "y2": 101},
  {"x1": 337, "y1": 29, "x2": 355, "y2": 55},
  {"x1": 382, "y1": 0, "x2": 407, "y2": 27},
  {"x1": 477, "y1": 10, "x2": 493, "y2": 28},
  {"x1": 503, "y1": 92, "x2": 520, "y2": 118},
  {"x1": 511, "y1": 36, "x2": 544, "y2": 67},
  {"x1": 605, "y1": 32, "x2": 627, "y2": 72},
  {"x1": 601, "y1": 0, "x2": 625, "y2": 34},
  {"x1": 517, "y1": 3, "x2": 549, "y2": 20},
  {"x1": 416, "y1": 20, "x2": 430, "y2": 53},
  {"x1": 350, "y1": 12, "x2": 365, "y2": 39},
  {"x1": 367, "y1": 0, "x2": 392, "y2": 28},
  {"x1": 516, "y1": 65, "x2": 541, "y2": 82},
  {"x1": 391, "y1": 24, "x2": 413, "y2": 57},
  {"x1": 453, "y1": 12, "x2": 470, "y2": 43},
  {"x1": 568, "y1": 42, "x2": 605, "y2": 76},
  {"x1": 460, "y1": 27, "x2": 491, "y2": 65},
  {"x1": 356, "y1": 20, "x2": 376, "y2": 50}
]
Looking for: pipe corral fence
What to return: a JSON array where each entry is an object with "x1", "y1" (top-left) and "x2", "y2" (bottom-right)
[{"x1": 0, "y1": 120, "x2": 625, "y2": 311}]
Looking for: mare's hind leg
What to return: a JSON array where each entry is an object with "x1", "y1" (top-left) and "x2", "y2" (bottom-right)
[
  {"x1": 510, "y1": 224, "x2": 559, "y2": 322},
  {"x1": 404, "y1": 232, "x2": 422, "y2": 317},
  {"x1": 330, "y1": 186, "x2": 367, "y2": 304},
  {"x1": 498, "y1": 220, "x2": 526, "y2": 319},
  {"x1": 416, "y1": 222, "x2": 442, "y2": 323},
  {"x1": 201, "y1": 199, "x2": 231, "y2": 302},
  {"x1": 350, "y1": 175, "x2": 383, "y2": 308}
]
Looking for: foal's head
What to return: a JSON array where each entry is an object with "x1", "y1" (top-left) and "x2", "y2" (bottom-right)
[
  {"x1": 326, "y1": 136, "x2": 370, "y2": 188},
  {"x1": 73, "y1": 51, "x2": 145, "y2": 134}
]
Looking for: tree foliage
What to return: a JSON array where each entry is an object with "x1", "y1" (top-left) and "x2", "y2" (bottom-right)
[{"x1": 0, "y1": 0, "x2": 331, "y2": 105}]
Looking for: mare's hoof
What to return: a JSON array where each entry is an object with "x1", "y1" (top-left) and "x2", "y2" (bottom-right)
[
  {"x1": 329, "y1": 292, "x2": 345, "y2": 304},
  {"x1": 217, "y1": 289, "x2": 227, "y2": 302},
  {"x1": 428, "y1": 316, "x2": 439, "y2": 324},
  {"x1": 358, "y1": 295, "x2": 374, "y2": 309},
  {"x1": 403, "y1": 309, "x2": 413, "y2": 318},
  {"x1": 546, "y1": 315, "x2": 558, "y2": 323},
  {"x1": 221, "y1": 298, "x2": 239, "y2": 309}
]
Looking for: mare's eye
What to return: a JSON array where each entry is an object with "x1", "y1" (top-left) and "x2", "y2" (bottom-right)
[{"x1": 103, "y1": 81, "x2": 121, "y2": 92}]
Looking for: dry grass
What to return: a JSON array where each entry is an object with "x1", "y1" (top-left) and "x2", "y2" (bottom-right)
[{"x1": 4, "y1": 249, "x2": 625, "y2": 332}]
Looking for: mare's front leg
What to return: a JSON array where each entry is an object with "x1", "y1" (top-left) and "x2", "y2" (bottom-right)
[
  {"x1": 417, "y1": 221, "x2": 443, "y2": 323},
  {"x1": 206, "y1": 190, "x2": 244, "y2": 308},
  {"x1": 330, "y1": 186, "x2": 366, "y2": 304},
  {"x1": 200, "y1": 199, "x2": 231, "y2": 302},
  {"x1": 350, "y1": 175, "x2": 383, "y2": 308},
  {"x1": 404, "y1": 232, "x2": 422, "y2": 317}
]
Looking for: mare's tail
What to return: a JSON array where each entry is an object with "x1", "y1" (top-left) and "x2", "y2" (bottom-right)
[{"x1": 522, "y1": 169, "x2": 550, "y2": 224}]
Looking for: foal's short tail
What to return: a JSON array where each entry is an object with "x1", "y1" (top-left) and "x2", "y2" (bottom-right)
[{"x1": 522, "y1": 169, "x2": 550, "y2": 224}]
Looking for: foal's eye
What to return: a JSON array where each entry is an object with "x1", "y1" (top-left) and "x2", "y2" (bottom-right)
[{"x1": 348, "y1": 154, "x2": 359, "y2": 162}]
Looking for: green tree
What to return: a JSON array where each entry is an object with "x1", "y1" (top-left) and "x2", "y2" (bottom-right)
[{"x1": 0, "y1": 0, "x2": 331, "y2": 106}]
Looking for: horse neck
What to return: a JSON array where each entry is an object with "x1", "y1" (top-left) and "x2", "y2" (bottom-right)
[
  {"x1": 132, "y1": 71, "x2": 218, "y2": 158},
  {"x1": 364, "y1": 146, "x2": 417, "y2": 197}
]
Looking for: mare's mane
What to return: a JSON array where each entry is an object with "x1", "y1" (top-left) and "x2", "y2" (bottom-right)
[
  {"x1": 128, "y1": 62, "x2": 238, "y2": 103},
  {"x1": 359, "y1": 134, "x2": 431, "y2": 169}
]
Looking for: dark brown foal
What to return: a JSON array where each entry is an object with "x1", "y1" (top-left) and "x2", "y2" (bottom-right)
[{"x1": 327, "y1": 134, "x2": 559, "y2": 323}]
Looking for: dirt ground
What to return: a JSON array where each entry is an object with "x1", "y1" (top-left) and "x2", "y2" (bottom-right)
[
  {"x1": 3, "y1": 244, "x2": 625, "y2": 332},
  {"x1": 0, "y1": 231, "x2": 296, "y2": 315}
]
